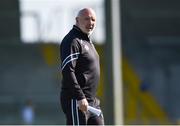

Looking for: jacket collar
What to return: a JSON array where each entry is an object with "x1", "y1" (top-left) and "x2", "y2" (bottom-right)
[{"x1": 73, "y1": 25, "x2": 90, "y2": 41}]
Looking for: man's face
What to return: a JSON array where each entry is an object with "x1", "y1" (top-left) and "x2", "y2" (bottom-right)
[{"x1": 76, "y1": 9, "x2": 96, "y2": 35}]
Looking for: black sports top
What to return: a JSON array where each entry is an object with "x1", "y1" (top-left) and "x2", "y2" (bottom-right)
[{"x1": 60, "y1": 25, "x2": 100, "y2": 103}]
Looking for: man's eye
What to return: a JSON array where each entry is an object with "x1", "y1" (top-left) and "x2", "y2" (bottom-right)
[{"x1": 92, "y1": 19, "x2": 95, "y2": 22}]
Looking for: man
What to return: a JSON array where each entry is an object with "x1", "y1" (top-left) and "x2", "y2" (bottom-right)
[{"x1": 60, "y1": 8, "x2": 104, "y2": 125}]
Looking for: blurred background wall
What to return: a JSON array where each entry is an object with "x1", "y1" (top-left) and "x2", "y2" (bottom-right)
[
  {"x1": 0, "y1": 0, "x2": 63, "y2": 124},
  {"x1": 1, "y1": 0, "x2": 180, "y2": 125},
  {"x1": 121, "y1": 0, "x2": 180, "y2": 124}
]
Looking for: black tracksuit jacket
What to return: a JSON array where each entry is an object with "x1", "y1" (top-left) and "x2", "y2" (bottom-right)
[{"x1": 60, "y1": 25, "x2": 100, "y2": 103}]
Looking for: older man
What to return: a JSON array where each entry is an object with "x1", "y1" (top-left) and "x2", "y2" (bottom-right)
[{"x1": 60, "y1": 8, "x2": 104, "y2": 125}]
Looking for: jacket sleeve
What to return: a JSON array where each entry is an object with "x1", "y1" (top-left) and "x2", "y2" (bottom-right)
[{"x1": 60, "y1": 39, "x2": 85, "y2": 100}]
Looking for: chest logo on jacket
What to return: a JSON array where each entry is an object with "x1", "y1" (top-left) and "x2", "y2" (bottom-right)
[{"x1": 84, "y1": 45, "x2": 89, "y2": 51}]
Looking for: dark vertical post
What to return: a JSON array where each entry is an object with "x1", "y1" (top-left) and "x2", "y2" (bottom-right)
[
  {"x1": 104, "y1": 0, "x2": 123, "y2": 124},
  {"x1": 104, "y1": 0, "x2": 114, "y2": 124}
]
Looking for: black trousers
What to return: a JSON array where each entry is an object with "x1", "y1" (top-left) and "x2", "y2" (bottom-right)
[{"x1": 60, "y1": 97, "x2": 104, "y2": 125}]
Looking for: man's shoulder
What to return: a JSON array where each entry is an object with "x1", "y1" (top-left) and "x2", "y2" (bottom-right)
[
  {"x1": 61, "y1": 36, "x2": 80, "y2": 46},
  {"x1": 62, "y1": 31, "x2": 82, "y2": 44},
  {"x1": 61, "y1": 36, "x2": 82, "y2": 52}
]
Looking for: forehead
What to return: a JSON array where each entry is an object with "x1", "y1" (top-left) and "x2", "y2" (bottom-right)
[{"x1": 80, "y1": 9, "x2": 96, "y2": 18}]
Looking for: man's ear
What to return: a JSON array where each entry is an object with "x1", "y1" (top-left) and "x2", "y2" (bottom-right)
[{"x1": 76, "y1": 17, "x2": 79, "y2": 23}]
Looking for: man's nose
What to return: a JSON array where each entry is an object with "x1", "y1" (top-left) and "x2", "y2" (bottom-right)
[{"x1": 89, "y1": 20, "x2": 95, "y2": 25}]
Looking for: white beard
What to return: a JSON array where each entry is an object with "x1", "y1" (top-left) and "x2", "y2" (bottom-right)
[{"x1": 87, "y1": 28, "x2": 95, "y2": 36}]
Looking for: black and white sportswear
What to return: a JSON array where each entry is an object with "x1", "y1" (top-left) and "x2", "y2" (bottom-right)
[{"x1": 60, "y1": 25, "x2": 100, "y2": 103}]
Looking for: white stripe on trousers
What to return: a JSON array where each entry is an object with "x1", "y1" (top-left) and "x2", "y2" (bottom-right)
[
  {"x1": 76, "y1": 100, "x2": 79, "y2": 125},
  {"x1": 71, "y1": 99, "x2": 79, "y2": 125}
]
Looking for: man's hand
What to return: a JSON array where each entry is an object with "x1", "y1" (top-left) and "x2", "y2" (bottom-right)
[{"x1": 78, "y1": 98, "x2": 89, "y2": 112}]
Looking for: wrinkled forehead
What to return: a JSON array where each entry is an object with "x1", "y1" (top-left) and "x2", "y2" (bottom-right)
[{"x1": 78, "y1": 8, "x2": 96, "y2": 18}]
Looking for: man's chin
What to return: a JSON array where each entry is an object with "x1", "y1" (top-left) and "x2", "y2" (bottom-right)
[
  {"x1": 82, "y1": 29, "x2": 93, "y2": 35},
  {"x1": 86, "y1": 30, "x2": 93, "y2": 35},
  {"x1": 86, "y1": 32, "x2": 92, "y2": 36}
]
